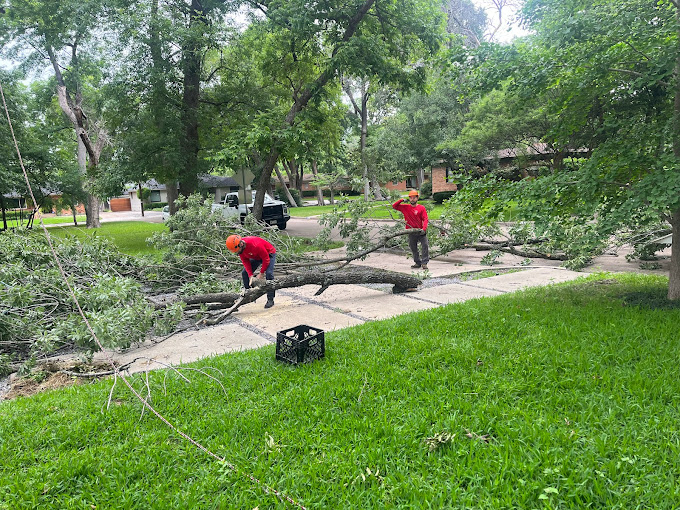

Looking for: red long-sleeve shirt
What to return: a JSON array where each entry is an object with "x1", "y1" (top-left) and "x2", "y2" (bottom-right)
[
  {"x1": 239, "y1": 236, "x2": 276, "y2": 277},
  {"x1": 392, "y1": 199, "x2": 428, "y2": 230}
]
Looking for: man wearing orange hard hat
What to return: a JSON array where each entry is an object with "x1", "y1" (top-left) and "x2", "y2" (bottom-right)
[
  {"x1": 226, "y1": 234, "x2": 277, "y2": 309},
  {"x1": 392, "y1": 189, "x2": 429, "y2": 270}
]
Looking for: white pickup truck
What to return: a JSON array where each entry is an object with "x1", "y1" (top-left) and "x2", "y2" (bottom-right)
[{"x1": 211, "y1": 191, "x2": 290, "y2": 230}]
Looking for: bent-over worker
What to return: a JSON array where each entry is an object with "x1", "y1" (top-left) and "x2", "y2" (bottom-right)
[{"x1": 226, "y1": 234, "x2": 276, "y2": 309}]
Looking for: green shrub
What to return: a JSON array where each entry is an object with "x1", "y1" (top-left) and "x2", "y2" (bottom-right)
[
  {"x1": 432, "y1": 191, "x2": 457, "y2": 204},
  {"x1": 419, "y1": 180, "x2": 432, "y2": 198},
  {"x1": 145, "y1": 202, "x2": 167, "y2": 210}
]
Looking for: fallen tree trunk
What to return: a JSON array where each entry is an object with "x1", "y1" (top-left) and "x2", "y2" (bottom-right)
[{"x1": 191, "y1": 267, "x2": 422, "y2": 325}]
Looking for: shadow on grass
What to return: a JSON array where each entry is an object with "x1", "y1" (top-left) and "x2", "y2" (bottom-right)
[{"x1": 620, "y1": 288, "x2": 680, "y2": 310}]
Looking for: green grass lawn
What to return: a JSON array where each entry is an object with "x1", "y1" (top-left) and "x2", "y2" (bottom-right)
[
  {"x1": 4, "y1": 214, "x2": 88, "y2": 227},
  {"x1": 2, "y1": 273, "x2": 679, "y2": 508},
  {"x1": 47, "y1": 221, "x2": 167, "y2": 257}
]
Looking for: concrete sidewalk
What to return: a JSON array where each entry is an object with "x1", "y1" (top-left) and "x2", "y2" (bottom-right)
[{"x1": 96, "y1": 250, "x2": 587, "y2": 373}]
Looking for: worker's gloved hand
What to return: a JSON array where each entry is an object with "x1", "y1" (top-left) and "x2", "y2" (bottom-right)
[{"x1": 248, "y1": 275, "x2": 254, "y2": 287}]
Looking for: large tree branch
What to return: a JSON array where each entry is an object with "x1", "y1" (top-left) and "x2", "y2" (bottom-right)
[{"x1": 194, "y1": 266, "x2": 422, "y2": 325}]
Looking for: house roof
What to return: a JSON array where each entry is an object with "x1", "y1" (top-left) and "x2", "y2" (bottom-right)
[
  {"x1": 126, "y1": 175, "x2": 240, "y2": 192},
  {"x1": 198, "y1": 174, "x2": 240, "y2": 188},
  {"x1": 494, "y1": 143, "x2": 590, "y2": 160}
]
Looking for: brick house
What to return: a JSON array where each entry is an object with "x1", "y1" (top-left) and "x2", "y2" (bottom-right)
[{"x1": 430, "y1": 164, "x2": 458, "y2": 194}]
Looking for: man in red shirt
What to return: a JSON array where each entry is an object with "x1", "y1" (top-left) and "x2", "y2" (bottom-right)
[
  {"x1": 392, "y1": 190, "x2": 429, "y2": 270},
  {"x1": 226, "y1": 235, "x2": 277, "y2": 308}
]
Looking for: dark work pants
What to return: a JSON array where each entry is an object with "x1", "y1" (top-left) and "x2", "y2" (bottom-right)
[
  {"x1": 242, "y1": 253, "x2": 276, "y2": 301},
  {"x1": 408, "y1": 232, "x2": 429, "y2": 266}
]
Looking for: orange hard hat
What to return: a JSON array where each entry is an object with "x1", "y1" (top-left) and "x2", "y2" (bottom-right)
[
  {"x1": 408, "y1": 190, "x2": 419, "y2": 197},
  {"x1": 226, "y1": 234, "x2": 242, "y2": 253}
]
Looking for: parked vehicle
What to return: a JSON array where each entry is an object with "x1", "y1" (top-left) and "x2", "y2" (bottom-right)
[
  {"x1": 211, "y1": 192, "x2": 290, "y2": 230},
  {"x1": 162, "y1": 205, "x2": 170, "y2": 222}
]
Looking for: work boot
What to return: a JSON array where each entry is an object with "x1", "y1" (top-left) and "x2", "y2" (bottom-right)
[
  {"x1": 264, "y1": 299, "x2": 274, "y2": 309},
  {"x1": 422, "y1": 264, "x2": 428, "y2": 270},
  {"x1": 410, "y1": 263, "x2": 421, "y2": 269}
]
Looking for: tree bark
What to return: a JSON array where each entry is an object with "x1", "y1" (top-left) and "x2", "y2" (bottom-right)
[
  {"x1": 179, "y1": 0, "x2": 204, "y2": 198},
  {"x1": 0, "y1": 194, "x2": 7, "y2": 231},
  {"x1": 471, "y1": 243, "x2": 569, "y2": 260},
  {"x1": 669, "y1": 208, "x2": 680, "y2": 300},
  {"x1": 670, "y1": 4, "x2": 680, "y2": 300},
  {"x1": 166, "y1": 180, "x2": 178, "y2": 215}
]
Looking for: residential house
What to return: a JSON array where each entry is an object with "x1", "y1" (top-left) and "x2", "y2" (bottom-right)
[
  {"x1": 430, "y1": 143, "x2": 590, "y2": 194},
  {"x1": 121, "y1": 175, "x2": 240, "y2": 212}
]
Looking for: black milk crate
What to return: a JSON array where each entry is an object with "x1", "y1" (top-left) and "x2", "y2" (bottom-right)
[{"x1": 276, "y1": 325, "x2": 325, "y2": 365}]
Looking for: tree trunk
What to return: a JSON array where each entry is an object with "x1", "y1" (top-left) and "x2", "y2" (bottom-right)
[
  {"x1": 138, "y1": 182, "x2": 145, "y2": 216},
  {"x1": 48, "y1": 46, "x2": 103, "y2": 230},
  {"x1": 312, "y1": 160, "x2": 324, "y2": 205},
  {"x1": 371, "y1": 175, "x2": 383, "y2": 200},
  {"x1": 274, "y1": 165, "x2": 298, "y2": 206},
  {"x1": 360, "y1": 83, "x2": 370, "y2": 201},
  {"x1": 84, "y1": 179, "x2": 101, "y2": 229},
  {"x1": 71, "y1": 206, "x2": 78, "y2": 226},
  {"x1": 0, "y1": 194, "x2": 7, "y2": 231},
  {"x1": 669, "y1": 208, "x2": 680, "y2": 300},
  {"x1": 670, "y1": 6, "x2": 680, "y2": 300},
  {"x1": 179, "y1": 0, "x2": 204, "y2": 198},
  {"x1": 282, "y1": 159, "x2": 294, "y2": 187},
  {"x1": 166, "y1": 180, "x2": 178, "y2": 214}
]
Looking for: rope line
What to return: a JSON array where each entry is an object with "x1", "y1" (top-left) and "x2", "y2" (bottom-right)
[{"x1": 0, "y1": 80, "x2": 306, "y2": 510}]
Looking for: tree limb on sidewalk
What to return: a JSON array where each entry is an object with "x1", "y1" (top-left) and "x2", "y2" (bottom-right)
[
  {"x1": 470, "y1": 243, "x2": 569, "y2": 260},
  {"x1": 195, "y1": 267, "x2": 422, "y2": 326}
]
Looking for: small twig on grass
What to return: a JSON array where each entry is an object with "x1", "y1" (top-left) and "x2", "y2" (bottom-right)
[
  {"x1": 357, "y1": 373, "x2": 369, "y2": 403},
  {"x1": 464, "y1": 428, "x2": 493, "y2": 443}
]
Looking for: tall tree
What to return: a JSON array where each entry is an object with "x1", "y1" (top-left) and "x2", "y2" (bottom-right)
[
  {"x1": 238, "y1": 0, "x2": 445, "y2": 220},
  {"x1": 0, "y1": 0, "x2": 123, "y2": 228}
]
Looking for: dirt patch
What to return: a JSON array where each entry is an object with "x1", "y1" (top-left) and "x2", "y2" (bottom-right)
[{"x1": 2, "y1": 360, "x2": 114, "y2": 401}]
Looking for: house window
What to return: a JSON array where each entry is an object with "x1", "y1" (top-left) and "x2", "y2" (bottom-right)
[
  {"x1": 150, "y1": 190, "x2": 161, "y2": 203},
  {"x1": 445, "y1": 167, "x2": 456, "y2": 183},
  {"x1": 392, "y1": 180, "x2": 399, "y2": 185}
]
